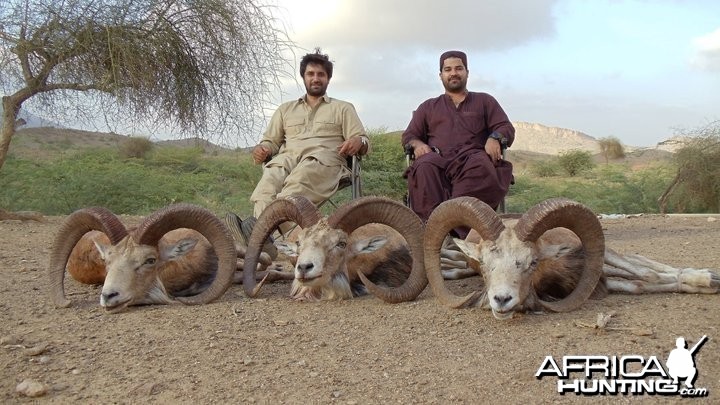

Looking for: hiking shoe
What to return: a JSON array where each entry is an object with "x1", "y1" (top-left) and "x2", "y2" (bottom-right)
[
  {"x1": 224, "y1": 212, "x2": 247, "y2": 247},
  {"x1": 240, "y1": 216, "x2": 278, "y2": 260}
]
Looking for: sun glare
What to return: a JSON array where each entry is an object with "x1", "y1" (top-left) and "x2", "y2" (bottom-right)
[{"x1": 276, "y1": 0, "x2": 343, "y2": 40}]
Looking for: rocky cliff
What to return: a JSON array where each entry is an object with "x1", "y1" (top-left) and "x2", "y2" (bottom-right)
[{"x1": 511, "y1": 122, "x2": 601, "y2": 154}]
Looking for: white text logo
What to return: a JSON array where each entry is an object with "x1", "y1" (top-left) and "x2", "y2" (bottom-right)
[{"x1": 535, "y1": 335, "x2": 709, "y2": 397}]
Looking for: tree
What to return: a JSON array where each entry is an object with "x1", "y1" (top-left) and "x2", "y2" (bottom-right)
[
  {"x1": 598, "y1": 136, "x2": 625, "y2": 164},
  {"x1": 658, "y1": 121, "x2": 720, "y2": 213},
  {"x1": 0, "y1": 0, "x2": 292, "y2": 171}
]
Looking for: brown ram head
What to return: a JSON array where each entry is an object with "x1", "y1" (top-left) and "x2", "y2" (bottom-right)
[
  {"x1": 49, "y1": 204, "x2": 236, "y2": 312},
  {"x1": 243, "y1": 195, "x2": 427, "y2": 303}
]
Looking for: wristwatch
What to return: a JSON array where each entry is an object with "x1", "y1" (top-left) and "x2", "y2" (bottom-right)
[{"x1": 489, "y1": 132, "x2": 506, "y2": 143}]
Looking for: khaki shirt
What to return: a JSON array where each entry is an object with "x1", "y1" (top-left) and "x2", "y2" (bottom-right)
[{"x1": 260, "y1": 94, "x2": 367, "y2": 167}]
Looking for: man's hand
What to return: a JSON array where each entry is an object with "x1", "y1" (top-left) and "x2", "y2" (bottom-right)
[
  {"x1": 411, "y1": 142, "x2": 432, "y2": 158},
  {"x1": 338, "y1": 136, "x2": 366, "y2": 156},
  {"x1": 485, "y1": 138, "x2": 502, "y2": 162},
  {"x1": 252, "y1": 144, "x2": 271, "y2": 165}
]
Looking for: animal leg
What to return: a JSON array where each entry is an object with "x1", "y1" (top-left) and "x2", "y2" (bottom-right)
[
  {"x1": 441, "y1": 249, "x2": 467, "y2": 262},
  {"x1": 604, "y1": 248, "x2": 661, "y2": 283},
  {"x1": 623, "y1": 253, "x2": 680, "y2": 274},
  {"x1": 439, "y1": 246, "x2": 482, "y2": 280},
  {"x1": 604, "y1": 249, "x2": 719, "y2": 293},
  {"x1": 441, "y1": 268, "x2": 479, "y2": 280},
  {"x1": 232, "y1": 264, "x2": 293, "y2": 284},
  {"x1": 256, "y1": 268, "x2": 295, "y2": 282},
  {"x1": 607, "y1": 277, "x2": 718, "y2": 294},
  {"x1": 243, "y1": 267, "x2": 292, "y2": 298},
  {"x1": 603, "y1": 263, "x2": 639, "y2": 279},
  {"x1": 625, "y1": 254, "x2": 720, "y2": 290}
]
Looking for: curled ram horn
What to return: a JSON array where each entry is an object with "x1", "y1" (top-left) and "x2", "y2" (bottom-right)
[
  {"x1": 327, "y1": 196, "x2": 427, "y2": 303},
  {"x1": 424, "y1": 197, "x2": 504, "y2": 309},
  {"x1": 243, "y1": 196, "x2": 322, "y2": 297},
  {"x1": 512, "y1": 198, "x2": 604, "y2": 313},
  {"x1": 424, "y1": 197, "x2": 604, "y2": 319},
  {"x1": 49, "y1": 204, "x2": 236, "y2": 312},
  {"x1": 133, "y1": 203, "x2": 237, "y2": 306},
  {"x1": 48, "y1": 207, "x2": 129, "y2": 308}
]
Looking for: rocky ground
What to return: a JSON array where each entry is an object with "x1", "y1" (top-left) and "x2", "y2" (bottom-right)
[{"x1": 1, "y1": 213, "x2": 719, "y2": 404}]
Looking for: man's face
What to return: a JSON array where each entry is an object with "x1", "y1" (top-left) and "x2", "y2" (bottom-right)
[
  {"x1": 440, "y1": 57, "x2": 468, "y2": 92},
  {"x1": 303, "y1": 63, "x2": 330, "y2": 97}
]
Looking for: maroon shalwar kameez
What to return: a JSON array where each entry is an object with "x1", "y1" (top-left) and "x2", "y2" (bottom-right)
[{"x1": 402, "y1": 91, "x2": 515, "y2": 236}]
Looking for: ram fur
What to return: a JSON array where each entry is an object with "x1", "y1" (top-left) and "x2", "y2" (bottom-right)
[
  {"x1": 242, "y1": 196, "x2": 428, "y2": 303},
  {"x1": 49, "y1": 204, "x2": 237, "y2": 313},
  {"x1": 425, "y1": 197, "x2": 720, "y2": 320},
  {"x1": 275, "y1": 220, "x2": 412, "y2": 300}
]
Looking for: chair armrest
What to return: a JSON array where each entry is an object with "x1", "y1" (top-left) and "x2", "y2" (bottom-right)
[
  {"x1": 404, "y1": 144, "x2": 415, "y2": 168},
  {"x1": 404, "y1": 144, "x2": 415, "y2": 158}
]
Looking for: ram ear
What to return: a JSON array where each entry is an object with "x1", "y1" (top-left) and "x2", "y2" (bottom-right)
[
  {"x1": 454, "y1": 239, "x2": 478, "y2": 259},
  {"x1": 93, "y1": 239, "x2": 111, "y2": 261},
  {"x1": 160, "y1": 238, "x2": 198, "y2": 261},
  {"x1": 351, "y1": 236, "x2": 388, "y2": 255},
  {"x1": 537, "y1": 243, "x2": 575, "y2": 260}
]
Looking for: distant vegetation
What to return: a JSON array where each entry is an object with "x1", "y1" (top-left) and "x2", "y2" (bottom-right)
[
  {"x1": 598, "y1": 136, "x2": 626, "y2": 163},
  {"x1": 658, "y1": 121, "x2": 720, "y2": 213},
  {"x1": 1, "y1": 128, "x2": 717, "y2": 216},
  {"x1": 556, "y1": 150, "x2": 595, "y2": 176},
  {"x1": 119, "y1": 136, "x2": 154, "y2": 159},
  {"x1": 0, "y1": 0, "x2": 291, "y2": 171}
]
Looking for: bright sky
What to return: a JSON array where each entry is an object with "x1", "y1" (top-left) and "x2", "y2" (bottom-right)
[{"x1": 270, "y1": 0, "x2": 720, "y2": 147}]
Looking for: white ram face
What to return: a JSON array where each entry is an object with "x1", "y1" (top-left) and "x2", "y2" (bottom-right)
[
  {"x1": 94, "y1": 235, "x2": 197, "y2": 312},
  {"x1": 457, "y1": 229, "x2": 537, "y2": 320},
  {"x1": 275, "y1": 220, "x2": 390, "y2": 290},
  {"x1": 276, "y1": 220, "x2": 349, "y2": 288}
]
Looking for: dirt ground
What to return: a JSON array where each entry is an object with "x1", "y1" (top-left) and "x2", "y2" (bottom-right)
[{"x1": 1, "y1": 213, "x2": 719, "y2": 404}]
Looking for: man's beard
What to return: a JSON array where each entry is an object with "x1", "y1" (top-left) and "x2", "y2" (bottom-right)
[
  {"x1": 443, "y1": 76, "x2": 467, "y2": 92},
  {"x1": 306, "y1": 82, "x2": 327, "y2": 97}
]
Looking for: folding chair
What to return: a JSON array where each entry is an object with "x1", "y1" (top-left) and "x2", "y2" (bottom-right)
[
  {"x1": 403, "y1": 142, "x2": 509, "y2": 213},
  {"x1": 318, "y1": 154, "x2": 362, "y2": 209},
  {"x1": 251, "y1": 154, "x2": 363, "y2": 242},
  {"x1": 265, "y1": 154, "x2": 362, "y2": 240},
  {"x1": 260, "y1": 153, "x2": 362, "y2": 207}
]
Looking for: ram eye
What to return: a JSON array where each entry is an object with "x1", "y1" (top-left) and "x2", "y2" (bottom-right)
[
  {"x1": 143, "y1": 257, "x2": 157, "y2": 266},
  {"x1": 336, "y1": 241, "x2": 347, "y2": 249}
]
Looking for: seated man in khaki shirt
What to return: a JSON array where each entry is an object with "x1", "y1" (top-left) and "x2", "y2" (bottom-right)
[{"x1": 229, "y1": 49, "x2": 369, "y2": 243}]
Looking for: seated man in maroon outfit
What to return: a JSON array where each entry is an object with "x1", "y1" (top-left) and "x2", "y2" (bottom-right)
[{"x1": 402, "y1": 50, "x2": 515, "y2": 238}]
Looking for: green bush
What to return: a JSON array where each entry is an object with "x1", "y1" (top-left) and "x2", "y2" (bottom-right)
[
  {"x1": 0, "y1": 147, "x2": 261, "y2": 216},
  {"x1": 557, "y1": 150, "x2": 595, "y2": 176},
  {"x1": 0, "y1": 130, "x2": 683, "y2": 216},
  {"x1": 363, "y1": 131, "x2": 406, "y2": 172}
]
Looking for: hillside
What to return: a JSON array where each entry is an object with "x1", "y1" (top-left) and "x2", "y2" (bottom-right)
[
  {"x1": 512, "y1": 121, "x2": 601, "y2": 154},
  {"x1": 8, "y1": 127, "x2": 234, "y2": 160},
  {"x1": 12, "y1": 121, "x2": 689, "y2": 156},
  {"x1": 8, "y1": 125, "x2": 677, "y2": 172},
  {"x1": 511, "y1": 121, "x2": 690, "y2": 154},
  {"x1": 0, "y1": 124, "x2": 694, "y2": 216}
]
